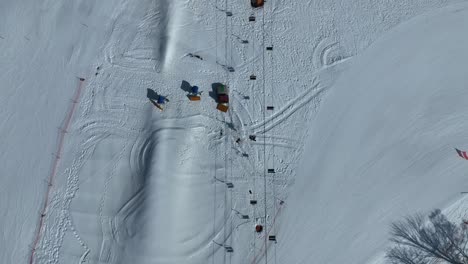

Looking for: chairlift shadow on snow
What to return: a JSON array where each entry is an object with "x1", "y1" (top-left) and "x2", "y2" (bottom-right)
[
  {"x1": 213, "y1": 118, "x2": 237, "y2": 132},
  {"x1": 216, "y1": 61, "x2": 235, "y2": 72},
  {"x1": 232, "y1": 34, "x2": 248, "y2": 44},
  {"x1": 210, "y1": 83, "x2": 223, "y2": 102},
  {"x1": 180, "y1": 80, "x2": 192, "y2": 93},
  {"x1": 182, "y1": 80, "x2": 203, "y2": 100},
  {"x1": 225, "y1": 121, "x2": 237, "y2": 132},
  {"x1": 181, "y1": 80, "x2": 193, "y2": 100},
  {"x1": 146, "y1": 88, "x2": 159, "y2": 101}
]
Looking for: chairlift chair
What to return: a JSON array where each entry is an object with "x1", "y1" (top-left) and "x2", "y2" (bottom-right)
[
  {"x1": 225, "y1": 246, "x2": 234, "y2": 252},
  {"x1": 188, "y1": 86, "x2": 201, "y2": 101},
  {"x1": 251, "y1": 0, "x2": 264, "y2": 8},
  {"x1": 255, "y1": 224, "x2": 263, "y2": 233}
]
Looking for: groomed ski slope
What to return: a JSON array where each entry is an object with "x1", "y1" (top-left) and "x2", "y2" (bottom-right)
[
  {"x1": 0, "y1": 1, "x2": 121, "y2": 263},
  {"x1": 278, "y1": 3, "x2": 468, "y2": 264},
  {"x1": 1, "y1": 0, "x2": 468, "y2": 264}
]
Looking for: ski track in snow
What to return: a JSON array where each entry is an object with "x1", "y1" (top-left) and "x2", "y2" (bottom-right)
[
  {"x1": 9, "y1": 0, "x2": 468, "y2": 264},
  {"x1": 29, "y1": 78, "x2": 86, "y2": 264}
]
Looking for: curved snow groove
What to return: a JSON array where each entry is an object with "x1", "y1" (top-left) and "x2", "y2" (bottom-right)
[
  {"x1": 78, "y1": 115, "x2": 143, "y2": 141},
  {"x1": 311, "y1": 36, "x2": 353, "y2": 71},
  {"x1": 321, "y1": 42, "x2": 338, "y2": 66},
  {"x1": 111, "y1": 185, "x2": 146, "y2": 245},
  {"x1": 80, "y1": 126, "x2": 138, "y2": 147},
  {"x1": 78, "y1": 248, "x2": 90, "y2": 264},
  {"x1": 109, "y1": 122, "x2": 193, "y2": 235},
  {"x1": 107, "y1": 121, "x2": 219, "y2": 262},
  {"x1": 77, "y1": 113, "x2": 127, "y2": 130},
  {"x1": 97, "y1": 115, "x2": 137, "y2": 263},
  {"x1": 80, "y1": 134, "x2": 110, "y2": 153},
  {"x1": 312, "y1": 37, "x2": 342, "y2": 69},
  {"x1": 129, "y1": 131, "x2": 155, "y2": 185},
  {"x1": 98, "y1": 140, "x2": 130, "y2": 237},
  {"x1": 129, "y1": 129, "x2": 156, "y2": 180}
]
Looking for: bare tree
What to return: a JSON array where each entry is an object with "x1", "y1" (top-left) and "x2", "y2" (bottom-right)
[{"x1": 386, "y1": 209, "x2": 468, "y2": 264}]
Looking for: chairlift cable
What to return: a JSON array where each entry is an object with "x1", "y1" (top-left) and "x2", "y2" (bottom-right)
[
  {"x1": 213, "y1": 0, "x2": 220, "y2": 261},
  {"x1": 266, "y1": 3, "x2": 278, "y2": 263},
  {"x1": 226, "y1": 1, "x2": 235, "y2": 262},
  {"x1": 223, "y1": 0, "x2": 228, "y2": 261},
  {"x1": 250, "y1": 2, "x2": 258, "y2": 259},
  {"x1": 262, "y1": 4, "x2": 268, "y2": 264}
]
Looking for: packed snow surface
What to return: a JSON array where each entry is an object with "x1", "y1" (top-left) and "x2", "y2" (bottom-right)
[
  {"x1": 278, "y1": 3, "x2": 468, "y2": 264},
  {"x1": 1, "y1": 0, "x2": 468, "y2": 264}
]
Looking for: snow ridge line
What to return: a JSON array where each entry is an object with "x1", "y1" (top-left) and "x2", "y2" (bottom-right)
[{"x1": 29, "y1": 78, "x2": 86, "y2": 264}]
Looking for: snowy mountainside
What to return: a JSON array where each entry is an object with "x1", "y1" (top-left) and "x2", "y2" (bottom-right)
[
  {"x1": 278, "y1": 3, "x2": 468, "y2": 264},
  {"x1": 1, "y1": 0, "x2": 468, "y2": 264}
]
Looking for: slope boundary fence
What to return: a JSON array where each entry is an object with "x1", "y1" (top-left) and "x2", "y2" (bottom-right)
[{"x1": 29, "y1": 77, "x2": 86, "y2": 264}]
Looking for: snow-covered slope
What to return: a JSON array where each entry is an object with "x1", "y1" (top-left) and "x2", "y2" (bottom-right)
[
  {"x1": 0, "y1": 1, "x2": 118, "y2": 263},
  {"x1": 278, "y1": 3, "x2": 468, "y2": 264},
  {"x1": 2, "y1": 0, "x2": 468, "y2": 264}
]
